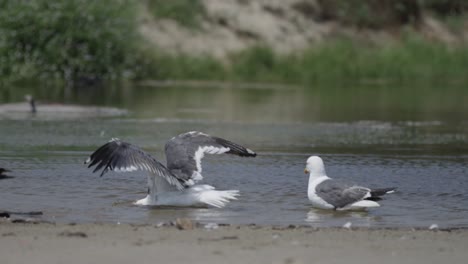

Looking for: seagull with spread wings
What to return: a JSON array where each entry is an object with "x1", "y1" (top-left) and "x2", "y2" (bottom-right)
[
  {"x1": 305, "y1": 156, "x2": 395, "y2": 210},
  {"x1": 85, "y1": 131, "x2": 256, "y2": 208}
]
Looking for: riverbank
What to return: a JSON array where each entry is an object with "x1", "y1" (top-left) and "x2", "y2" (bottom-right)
[
  {"x1": 1, "y1": 0, "x2": 468, "y2": 85},
  {"x1": 141, "y1": 0, "x2": 468, "y2": 57},
  {"x1": 1, "y1": 221, "x2": 467, "y2": 264}
]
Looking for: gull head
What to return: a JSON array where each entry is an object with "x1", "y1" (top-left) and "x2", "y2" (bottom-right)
[
  {"x1": 304, "y1": 156, "x2": 326, "y2": 176},
  {"x1": 24, "y1": 94, "x2": 33, "y2": 102}
]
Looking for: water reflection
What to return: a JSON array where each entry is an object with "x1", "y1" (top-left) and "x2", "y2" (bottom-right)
[
  {"x1": 143, "y1": 207, "x2": 236, "y2": 224},
  {"x1": 0, "y1": 100, "x2": 128, "y2": 120},
  {"x1": 2, "y1": 82, "x2": 467, "y2": 123},
  {"x1": 305, "y1": 209, "x2": 377, "y2": 227}
]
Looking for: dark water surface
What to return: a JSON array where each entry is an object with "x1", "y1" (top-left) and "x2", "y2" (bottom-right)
[{"x1": 0, "y1": 83, "x2": 467, "y2": 228}]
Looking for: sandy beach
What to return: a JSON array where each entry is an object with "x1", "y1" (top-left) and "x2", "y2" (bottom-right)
[{"x1": 1, "y1": 220, "x2": 467, "y2": 264}]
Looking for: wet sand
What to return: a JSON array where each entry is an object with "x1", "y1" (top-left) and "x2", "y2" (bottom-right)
[{"x1": 1, "y1": 221, "x2": 467, "y2": 264}]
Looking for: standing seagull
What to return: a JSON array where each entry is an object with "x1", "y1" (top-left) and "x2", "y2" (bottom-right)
[
  {"x1": 85, "y1": 131, "x2": 256, "y2": 208},
  {"x1": 305, "y1": 156, "x2": 395, "y2": 210}
]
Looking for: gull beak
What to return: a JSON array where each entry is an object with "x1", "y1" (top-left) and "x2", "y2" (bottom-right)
[{"x1": 304, "y1": 168, "x2": 309, "y2": 174}]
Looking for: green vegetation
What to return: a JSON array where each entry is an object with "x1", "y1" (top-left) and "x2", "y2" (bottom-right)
[
  {"x1": 424, "y1": 0, "x2": 468, "y2": 15},
  {"x1": 0, "y1": 0, "x2": 141, "y2": 84},
  {"x1": 316, "y1": 0, "x2": 467, "y2": 29},
  {"x1": 316, "y1": 0, "x2": 421, "y2": 29},
  {"x1": 147, "y1": 38, "x2": 468, "y2": 84},
  {"x1": 146, "y1": 0, "x2": 205, "y2": 28},
  {"x1": 0, "y1": 0, "x2": 467, "y2": 86},
  {"x1": 440, "y1": 13, "x2": 468, "y2": 33}
]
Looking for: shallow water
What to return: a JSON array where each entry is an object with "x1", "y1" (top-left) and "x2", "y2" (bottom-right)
[{"x1": 0, "y1": 83, "x2": 467, "y2": 228}]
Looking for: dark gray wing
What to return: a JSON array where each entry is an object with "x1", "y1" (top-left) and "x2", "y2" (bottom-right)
[
  {"x1": 316, "y1": 179, "x2": 370, "y2": 209},
  {"x1": 165, "y1": 131, "x2": 256, "y2": 184},
  {"x1": 85, "y1": 138, "x2": 184, "y2": 190}
]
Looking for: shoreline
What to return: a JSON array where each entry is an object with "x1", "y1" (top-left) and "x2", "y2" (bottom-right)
[
  {"x1": 1, "y1": 219, "x2": 467, "y2": 264},
  {"x1": 1, "y1": 211, "x2": 467, "y2": 231}
]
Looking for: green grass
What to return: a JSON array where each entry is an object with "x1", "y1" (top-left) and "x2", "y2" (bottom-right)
[
  {"x1": 146, "y1": 0, "x2": 205, "y2": 28},
  {"x1": 290, "y1": 37, "x2": 468, "y2": 83},
  {"x1": 143, "y1": 37, "x2": 468, "y2": 85}
]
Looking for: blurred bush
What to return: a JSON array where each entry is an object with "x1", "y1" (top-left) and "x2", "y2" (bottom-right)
[
  {"x1": 0, "y1": 0, "x2": 141, "y2": 84},
  {"x1": 424, "y1": 0, "x2": 468, "y2": 15},
  {"x1": 315, "y1": 0, "x2": 467, "y2": 28},
  {"x1": 316, "y1": 0, "x2": 422, "y2": 28},
  {"x1": 146, "y1": 0, "x2": 205, "y2": 28}
]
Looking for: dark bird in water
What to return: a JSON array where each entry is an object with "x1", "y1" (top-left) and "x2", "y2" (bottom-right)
[
  {"x1": 25, "y1": 95, "x2": 37, "y2": 113},
  {"x1": 0, "y1": 168, "x2": 13, "y2": 179}
]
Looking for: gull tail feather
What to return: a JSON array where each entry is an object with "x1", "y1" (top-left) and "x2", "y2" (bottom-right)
[
  {"x1": 370, "y1": 187, "x2": 397, "y2": 197},
  {"x1": 199, "y1": 190, "x2": 240, "y2": 208}
]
